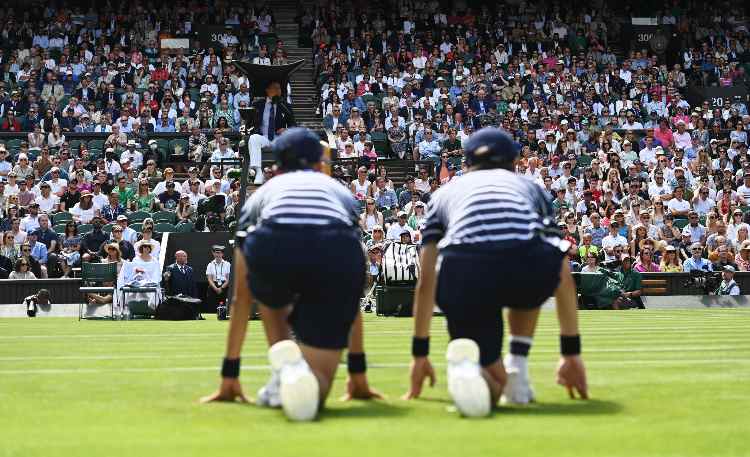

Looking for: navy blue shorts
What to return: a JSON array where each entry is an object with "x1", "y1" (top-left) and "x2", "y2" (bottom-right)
[
  {"x1": 436, "y1": 239, "x2": 565, "y2": 366},
  {"x1": 242, "y1": 223, "x2": 366, "y2": 350}
]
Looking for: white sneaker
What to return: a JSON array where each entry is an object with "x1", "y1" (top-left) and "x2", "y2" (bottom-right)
[
  {"x1": 256, "y1": 370, "x2": 281, "y2": 408},
  {"x1": 268, "y1": 340, "x2": 319, "y2": 421},
  {"x1": 501, "y1": 354, "x2": 535, "y2": 405},
  {"x1": 446, "y1": 339, "x2": 491, "y2": 417}
]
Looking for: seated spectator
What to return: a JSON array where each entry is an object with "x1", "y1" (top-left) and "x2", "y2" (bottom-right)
[
  {"x1": 360, "y1": 198, "x2": 383, "y2": 232},
  {"x1": 157, "y1": 182, "x2": 181, "y2": 211},
  {"x1": 634, "y1": 249, "x2": 661, "y2": 273},
  {"x1": 134, "y1": 228, "x2": 161, "y2": 261},
  {"x1": 615, "y1": 257, "x2": 644, "y2": 309},
  {"x1": 25, "y1": 232, "x2": 48, "y2": 278},
  {"x1": 660, "y1": 245, "x2": 683, "y2": 272},
  {"x1": 104, "y1": 225, "x2": 135, "y2": 261},
  {"x1": 386, "y1": 211, "x2": 413, "y2": 241},
  {"x1": 683, "y1": 243, "x2": 713, "y2": 272},
  {"x1": 9, "y1": 257, "x2": 36, "y2": 280},
  {"x1": 602, "y1": 221, "x2": 628, "y2": 262},
  {"x1": 176, "y1": 194, "x2": 195, "y2": 223},
  {"x1": 580, "y1": 252, "x2": 600, "y2": 273},
  {"x1": 101, "y1": 192, "x2": 126, "y2": 222},
  {"x1": 712, "y1": 245, "x2": 739, "y2": 271}
]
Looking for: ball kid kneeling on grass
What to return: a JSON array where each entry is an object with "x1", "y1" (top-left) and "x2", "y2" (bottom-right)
[
  {"x1": 201, "y1": 127, "x2": 381, "y2": 420},
  {"x1": 404, "y1": 127, "x2": 589, "y2": 416}
]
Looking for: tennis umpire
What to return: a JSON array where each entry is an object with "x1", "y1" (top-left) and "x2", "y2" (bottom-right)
[
  {"x1": 404, "y1": 127, "x2": 588, "y2": 417},
  {"x1": 201, "y1": 127, "x2": 381, "y2": 420}
]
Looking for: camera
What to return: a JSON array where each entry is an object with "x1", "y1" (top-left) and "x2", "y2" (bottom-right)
[{"x1": 682, "y1": 269, "x2": 722, "y2": 294}]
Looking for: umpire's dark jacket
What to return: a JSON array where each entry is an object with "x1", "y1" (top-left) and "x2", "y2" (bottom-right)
[
  {"x1": 163, "y1": 263, "x2": 198, "y2": 298},
  {"x1": 252, "y1": 98, "x2": 296, "y2": 136}
]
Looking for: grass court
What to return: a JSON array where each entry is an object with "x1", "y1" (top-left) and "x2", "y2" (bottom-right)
[{"x1": 1, "y1": 310, "x2": 749, "y2": 457}]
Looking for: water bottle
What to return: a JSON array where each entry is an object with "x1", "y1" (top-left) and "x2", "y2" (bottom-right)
[{"x1": 217, "y1": 300, "x2": 228, "y2": 320}]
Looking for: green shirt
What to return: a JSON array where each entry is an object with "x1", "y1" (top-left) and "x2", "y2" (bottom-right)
[
  {"x1": 618, "y1": 268, "x2": 642, "y2": 293},
  {"x1": 134, "y1": 194, "x2": 154, "y2": 211},
  {"x1": 117, "y1": 187, "x2": 136, "y2": 206}
]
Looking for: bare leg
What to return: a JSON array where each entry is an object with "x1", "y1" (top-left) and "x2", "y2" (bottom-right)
[
  {"x1": 481, "y1": 361, "x2": 507, "y2": 406},
  {"x1": 299, "y1": 344, "x2": 344, "y2": 404},
  {"x1": 507, "y1": 308, "x2": 541, "y2": 338},
  {"x1": 258, "y1": 303, "x2": 292, "y2": 346},
  {"x1": 87, "y1": 293, "x2": 113, "y2": 304},
  {"x1": 259, "y1": 304, "x2": 341, "y2": 404},
  {"x1": 554, "y1": 259, "x2": 579, "y2": 321}
]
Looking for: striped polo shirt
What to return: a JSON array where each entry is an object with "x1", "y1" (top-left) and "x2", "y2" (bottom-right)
[
  {"x1": 240, "y1": 170, "x2": 360, "y2": 228},
  {"x1": 421, "y1": 169, "x2": 561, "y2": 250}
]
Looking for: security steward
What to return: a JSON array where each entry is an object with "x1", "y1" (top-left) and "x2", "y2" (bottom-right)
[{"x1": 716, "y1": 265, "x2": 741, "y2": 295}]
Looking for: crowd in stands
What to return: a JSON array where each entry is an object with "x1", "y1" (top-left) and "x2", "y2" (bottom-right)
[
  {"x1": 0, "y1": 3, "x2": 284, "y2": 279},
  {"x1": 305, "y1": 1, "x2": 750, "y2": 277},
  {"x1": 2, "y1": 1, "x2": 750, "y2": 287}
]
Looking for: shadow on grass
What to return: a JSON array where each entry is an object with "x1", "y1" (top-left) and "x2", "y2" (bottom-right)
[
  {"x1": 497, "y1": 399, "x2": 622, "y2": 416},
  {"x1": 408, "y1": 396, "x2": 451, "y2": 405},
  {"x1": 322, "y1": 400, "x2": 409, "y2": 419}
]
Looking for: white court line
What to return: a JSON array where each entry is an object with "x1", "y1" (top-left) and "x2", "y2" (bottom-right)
[
  {"x1": 1, "y1": 358, "x2": 749, "y2": 375},
  {"x1": 1, "y1": 346, "x2": 748, "y2": 362},
  {"x1": 1, "y1": 325, "x2": 749, "y2": 340}
]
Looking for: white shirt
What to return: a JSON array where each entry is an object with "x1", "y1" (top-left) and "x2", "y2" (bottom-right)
[
  {"x1": 601, "y1": 234, "x2": 628, "y2": 261},
  {"x1": 104, "y1": 159, "x2": 122, "y2": 176},
  {"x1": 639, "y1": 148, "x2": 657, "y2": 166},
  {"x1": 36, "y1": 195, "x2": 59, "y2": 213},
  {"x1": 737, "y1": 185, "x2": 750, "y2": 201},
  {"x1": 120, "y1": 226, "x2": 138, "y2": 244},
  {"x1": 70, "y1": 204, "x2": 96, "y2": 224},
  {"x1": 21, "y1": 215, "x2": 40, "y2": 233},
  {"x1": 120, "y1": 149, "x2": 143, "y2": 169},
  {"x1": 46, "y1": 178, "x2": 67, "y2": 195},
  {"x1": 92, "y1": 193, "x2": 108, "y2": 211},
  {"x1": 648, "y1": 182, "x2": 670, "y2": 199},
  {"x1": 414, "y1": 178, "x2": 430, "y2": 194},
  {"x1": 667, "y1": 198, "x2": 691, "y2": 214},
  {"x1": 693, "y1": 197, "x2": 716, "y2": 215},
  {"x1": 134, "y1": 238, "x2": 161, "y2": 261},
  {"x1": 206, "y1": 259, "x2": 231, "y2": 284},
  {"x1": 386, "y1": 222, "x2": 413, "y2": 240}
]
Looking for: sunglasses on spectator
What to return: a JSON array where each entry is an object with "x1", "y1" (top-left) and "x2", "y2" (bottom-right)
[{"x1": 20, "y1": 263, "x2": 28, "y2": 266}]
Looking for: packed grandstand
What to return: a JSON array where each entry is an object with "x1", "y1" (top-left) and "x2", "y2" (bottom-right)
[{"x1": 0, "y1": 1, "x2": 749, "y2": 287}]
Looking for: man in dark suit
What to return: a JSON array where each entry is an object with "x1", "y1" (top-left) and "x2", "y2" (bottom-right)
[
  {"x1": 253, "y1": 81, "x2": 296, "y2": 140},
  {"x1": 163, "y1": 250, "x2": 198, "y2": 297}
]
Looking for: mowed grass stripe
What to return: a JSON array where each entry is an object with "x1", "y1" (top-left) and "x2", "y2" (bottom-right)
[
  {"x1": 3, "y1": 358, "x2": 750, "y2": 376},
  {"x1": 1, "y1": 310, "x2": 749, "y2": 457},
  {"x1": 2, "y1": 344, "x2": 749, "y2": 362}
]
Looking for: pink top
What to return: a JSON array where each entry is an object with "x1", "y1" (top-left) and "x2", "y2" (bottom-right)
[{"x1": 634, "y1": 262, "x2": 661, "y2": 272}]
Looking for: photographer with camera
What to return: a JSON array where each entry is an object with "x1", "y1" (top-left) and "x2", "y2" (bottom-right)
[
  {"x1": 716, "y1": 265, "x2": 741, "y2": 295},
  {"x1": 206, "y1": 245, "x2": 231, "y2": 312}
]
